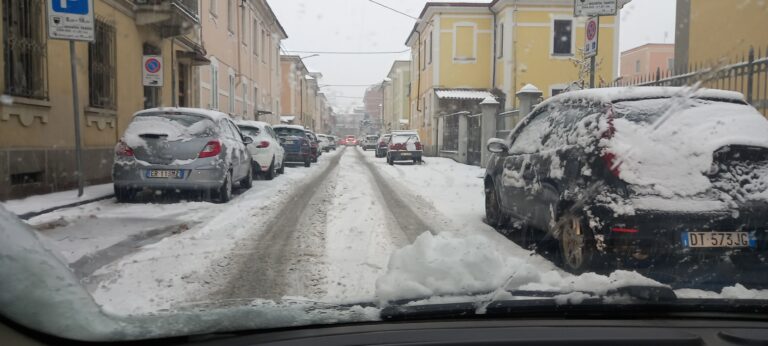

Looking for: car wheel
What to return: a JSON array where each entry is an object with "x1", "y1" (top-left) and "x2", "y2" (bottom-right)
[
  {"x1": 557, "y1": 212, "x2": 599, "y2": 274},
  {"x1": 277, "y1": 158, "x2": 285, "y2": 174},
  {"x1": 265, "y1": 158, "x2": 276, "y2": 180},
  {"x1": 216, "y1": 171, "x2": 233, "y2": 203},
  {"x1": 311, "y1": 155, "x2": 318, "y2": 163},
  {"x1": 241, "y1": 164, "x2": 253, "y2": 189},
  {"x1": 387, "y1": 155, "x2": 394, "y2": 165},
  {"x1": 304, "y1": 157, "x2": 311, "y2": 167},
  {"x1": 484, "y1": 180, "x2": 509, "y2": 228},
  {"x1": 114, "y1": 186, "x2": 133, "y2": 203}
]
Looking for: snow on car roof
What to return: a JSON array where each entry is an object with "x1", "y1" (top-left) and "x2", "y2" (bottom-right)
[
  {"x1": 273, "y1": 124, "x2": 307, "y2": 131},
  {"x1": 540, "y1": 87, "x2": 746, "y2": 109},
  {"x1": 234, "y1": 120, "x2": 271, "y2": 129},
  {"x1": 134, "y1": 107, "x2": 232, "y2": 121}
]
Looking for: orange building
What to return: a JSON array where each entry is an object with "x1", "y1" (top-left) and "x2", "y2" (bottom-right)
[{"x1": 620, "y1": 43, "x2": 675, "y2": 80}]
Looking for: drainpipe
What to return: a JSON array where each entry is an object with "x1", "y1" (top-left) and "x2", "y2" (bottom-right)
[{"x1": 490, "y1": 5, "x2": 497, "y2": 88}]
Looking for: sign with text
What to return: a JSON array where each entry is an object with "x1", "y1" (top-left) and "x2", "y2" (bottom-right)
[
  {"x1": 143, "y1": 55, "x2": 164, "y2": 87},
  {"x1": 47, "y1": 0, "x2": 95, "y2": 41},
  {"x1": 584, "y1": 16, "x2": 599, "y2": 58},
  {"x1": 574, "y1": 0, "x2": 617, "y2": 17}
]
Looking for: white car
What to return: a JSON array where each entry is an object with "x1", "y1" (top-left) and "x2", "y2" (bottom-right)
[
  {"x1": 236, "y1": 120, "x2": 286, "y2": 180},
  {"x1": 317, "y1": 134, "x2": 332, "y2": 152}
]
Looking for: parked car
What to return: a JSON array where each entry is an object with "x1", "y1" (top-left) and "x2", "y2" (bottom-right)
[
  {"x1": 375, "y1": 134, "x2": 391, "y2": 158},
  {"x1": 345, "y1": 135, "x2": 357, "y2": 146},
  {"x1": 236, "y1": 120, "x2": 285, "y2": 180},
  {"x1": 362, "y1": 135, "x2": 379, "y2": 151},
  {"x1": 274, "y1": 125, "x2": 312, "y2": 167},
  {"x1": 113, "y1": 108, "x2": 253, "y2": 203},
  {"x1": 386, "y1": 131, "x2": 423, "y2": 165},
  {"x1": 305, "y1": 130, "x2": 321, "y2": 162},
  {"x1": 317, "y1": 134, "x2": 332, "y2": 152},
  {"x1": 326, "y1": 135, "x2": 337, "y2": 150},
  {"x1": 484, "y1": 87, "x2": 768, "y2": 274}
]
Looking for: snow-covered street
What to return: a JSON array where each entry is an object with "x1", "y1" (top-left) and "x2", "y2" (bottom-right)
[{"x1": 5, "y1": 147, "x2": 768, "y2": 316}]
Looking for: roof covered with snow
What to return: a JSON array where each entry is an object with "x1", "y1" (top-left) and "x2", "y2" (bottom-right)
[
  {"x1": 435, "y1": 89, "x2": 496, "y2": 101},
  {"x1": 273, "y1": 124, "x2": 306, "y2": 131},
  {"x1": 280, "y1": 116, "x2": 296, "y2": 123},
  {"x1": 134, "y1": 107, "x2": 231, "y2": 121},
  {"x1": 541, "y1": 87, "x2": 746, "y2": 108},
  {"x1": 234, "y1": 120, "x2": 271, "y2": 129}
]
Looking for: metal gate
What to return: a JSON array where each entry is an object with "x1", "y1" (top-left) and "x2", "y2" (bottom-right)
[{"x1": 467, "y1": 116, "x2": 481, "y2": 166}]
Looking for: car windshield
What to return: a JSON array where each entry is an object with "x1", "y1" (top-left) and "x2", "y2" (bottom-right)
[{"x1": 2, "y1": 0, "x2": 768, "y2": 343}]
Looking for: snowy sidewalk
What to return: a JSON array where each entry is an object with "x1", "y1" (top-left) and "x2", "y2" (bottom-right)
[{"x1": 1, "y1": 183, "x2": 114, "y2": 219}]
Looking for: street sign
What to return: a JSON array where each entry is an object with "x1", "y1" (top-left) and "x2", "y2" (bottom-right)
[
  {"x1": 584, "y1": 16, "x2": 599, "y2": 58},
  {"x1": 143, "y1": 55, "x2": 164, "y2": 87},
  {"x1": 574, "y1": 0, "x2": 617, "y2": 17},
  {"x1": 47, "y1": 0, "x2": 95, "y2": 41}
]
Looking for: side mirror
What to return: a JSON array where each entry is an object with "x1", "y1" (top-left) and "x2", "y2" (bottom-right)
[
  {"x1": 243, "y1": 136, "x2": 254, "y2": 145},
  {"x1": 487, "y1": 138, "x2": 509, "y2": 154}
]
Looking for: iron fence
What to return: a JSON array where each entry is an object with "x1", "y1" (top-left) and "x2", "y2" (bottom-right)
[
  {"x1": 606, "y1": 46, "x2": 768, "y2": 116},
  {"x1": 442, "y1": 113, "x2": 459, "y2": 151},
  {"x1": 2, "y1": 0, "x2": 47, "y2": 99},
  {"x1": 89, "y1": 19, "x2": 117, "y2": 110}
]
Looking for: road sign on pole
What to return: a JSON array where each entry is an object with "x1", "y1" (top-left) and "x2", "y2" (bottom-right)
[
  {"x1": 48, "y1": 0, "x2": 95, "y2": 197},
  {"x1": 48, "y1": 0, "x2": 95, "y2": 41},
  {"x1": 143, "y1": 55, "x2": 164, "y2": 86},
  {"x1": 574, "y1": 0, "x2": 617, "y2": 17},
  {"x1": 584, "y1": 16, "x2": 599, "y2": 58}
]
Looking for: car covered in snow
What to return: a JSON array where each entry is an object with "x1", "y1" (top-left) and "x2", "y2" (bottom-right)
[
  {"x1": 305, "y1": 130, "x2": 321, "y2": 162},
  {"x1": 317, "y1": 134, "x2": 333, "y2": 152},
  {"x1": 113, "y1": 108, "x2": 253, "y2": 203},
  {"x1": 274, "y1": 125, "x2": 312, "y2": 167},
  {"x1": 387, "y1": 131, "x2": 423, "y2": 165},
  {"x1": 236, "y1": 120, "x2": 285, "y2": 180},
  {"x1": 375, "y1": 134, "x2": 392, "y2": 158},
  {"x1": 362, "y1": 135, "x2": 380, "y2": 151},
  {"x1": 484, "y1": 87, "x2": 768, "y2": 273}
]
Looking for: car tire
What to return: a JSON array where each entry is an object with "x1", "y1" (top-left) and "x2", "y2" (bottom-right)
[
  {"x1": 556, "y1": 212, "x2": 600, "y2": 274},
  {"x1": 387, "y1": 155, "x2": 394, "y2": 165},
  {"x1": 311, "y1": 155, "x2": 318, "y2": 163},
  {"x1": 114, "y1": 186, "x2": 133, "y2": 203},
  {"x1": 304, "y1": 157, "x2": 311, "y2": 167},
  {"x1": 277, "y1": 158, "x2": 285, "y2": 174},
  {"x1": 484, "y1": 180, "x2": 509, "y2": 229},
  {"x1": 241, "y1": 164, "x2": 253, "y2": 189},
  {"x1": 265, "y1": 158, "x2": 276, "y2": 180},
  {"x1": 215, "y1": 171, "x2": 233, "y2": 203}
]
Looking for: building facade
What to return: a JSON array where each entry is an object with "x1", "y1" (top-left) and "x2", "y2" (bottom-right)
[
  {"x1": 620, "y1": 43, "x2": 674, "y2": 80},
  {"x1": 199, "y1": 0, "x2": 286, "y2": 124},
  {"x1": 0, "y1": 0, "x2": 206, "y2": 199},
  {"x1": 406, "y1": 0, "x2": 623, "y2": 155},
  {"x1": 383, "y1": 60, "x2": 411, "y2": 132}
]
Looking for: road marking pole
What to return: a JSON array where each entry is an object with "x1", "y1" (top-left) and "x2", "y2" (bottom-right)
[{"x1": 69, "y1": 41, "x2": 84, "y2": 197}]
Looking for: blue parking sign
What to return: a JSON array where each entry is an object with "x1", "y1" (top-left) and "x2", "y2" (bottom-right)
[{"x1": 52, "y1": 0, "x2": 89, "y2": 15}]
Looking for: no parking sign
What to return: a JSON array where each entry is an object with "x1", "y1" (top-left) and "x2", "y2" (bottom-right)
[
  {"x1": 584, "y1": 16, "x2": 599, "y2": 58},
  {"x1": 143, "y1": 55, "x2": 163, "y2": 86}
]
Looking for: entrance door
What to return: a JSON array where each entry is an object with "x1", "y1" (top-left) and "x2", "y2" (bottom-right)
[{"x1": 467, "y1": 116, "x2": 481, "y2": 166}]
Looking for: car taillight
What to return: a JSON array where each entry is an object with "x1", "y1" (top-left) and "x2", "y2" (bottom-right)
[
  {"x1": 256, "y1": 140, "x2": 270, "y2": 148},
  {"x1": 611, "y1": 227, "x2": 639, "y2": 234},
  {"x1": 199, "y1": 140, "x2": 222, "y2": 158},
  {"x1": 115, "y1": 140, "x2": 134, "y2": 157},
  {"x1": 415, "y1": 141, "x2": 422, "y2": 150}
]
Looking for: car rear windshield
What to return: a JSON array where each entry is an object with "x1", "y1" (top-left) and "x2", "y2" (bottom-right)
[
  {"x1": 612, "y1": 98, "x2": 745, "y2": 124},
  {"x1": 391, "y1": 134, "x2": 418, "y2": 144},
  {"x1": 128, "y1": 113, "x2": 216, "y2": 139},
  {"x1": 366, "y1": 136, "x2": 379, "y2": 140},
  {"x1": 238, "y1": 126, "x2": 261, "y2": 138},
  {"x1": 275, "y1": 127, "x2": 305, "y2": 137}
]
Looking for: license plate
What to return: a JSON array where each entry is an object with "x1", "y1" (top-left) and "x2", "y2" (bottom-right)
[
  {"x1": 681, "y1": 231, "x2": 755, "y2": 248},
  {"x1": 284, "y1": 140, "x2": 294, "y2": 144},
  {"x1": 147, "y1": 169, "x2": 184, "y2": 179},
  {"x1": 400, "y1": 152, "x2": 412, "y2": 157}
]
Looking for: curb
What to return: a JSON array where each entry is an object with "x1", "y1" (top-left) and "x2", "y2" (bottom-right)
[{"x1": 18, "y1": 194, "x2": 115, "y2": 220}]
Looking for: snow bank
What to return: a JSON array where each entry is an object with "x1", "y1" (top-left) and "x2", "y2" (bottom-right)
[
  {"x1": 1, "y1": 183, "x2": 114, "y2": 215},
  {"x1": 375, "y1": 232, "x2": 664, "y2": 305}
]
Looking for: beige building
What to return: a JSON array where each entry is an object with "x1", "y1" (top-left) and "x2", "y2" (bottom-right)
[
  {"x1": 199, "y1": 0, "x2": 286, "y2": 124},
  {"x1": 279, "y1": 55, "x2": 308, "y2": 126},
  {"x1": 383, "y1": 61, "x2": 411, "y2": 132},
  {"x1": 0, "y1": 0, "x2": 206, "y2": 199}
]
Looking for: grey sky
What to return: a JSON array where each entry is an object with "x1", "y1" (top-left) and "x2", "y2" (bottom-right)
[{"x1": 268, "y1": 0, "x2": 676, "y2": 111}]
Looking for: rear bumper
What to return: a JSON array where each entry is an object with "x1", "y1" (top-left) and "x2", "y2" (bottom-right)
[
  {"x1": 389, "y1": 151, "x2": 422, "y2": 161},
  {"x1": 284, "y1": 152, "x2": 310, "y2": 163},
  {"x1": 113, "y1": 161, "x2": 225, "y2": 190}
]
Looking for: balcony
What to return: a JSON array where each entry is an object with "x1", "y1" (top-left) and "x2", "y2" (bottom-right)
[{"x1": 134, "y1": 0, "x2": 200, "y2": 38}]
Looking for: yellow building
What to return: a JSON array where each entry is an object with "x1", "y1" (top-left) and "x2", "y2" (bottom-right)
[
  {"x1": 383, "y1": 60, "x2": 412, "y2": 132},
  {"x1": 0, "y1": 0, "x2": 206, "y2": 199},
  {"x1": 200, "y1": 0, "x2": 287, "y2": 124},
  {"x1": 406, "y1": 0, "x2": 622, "y2": 154}
]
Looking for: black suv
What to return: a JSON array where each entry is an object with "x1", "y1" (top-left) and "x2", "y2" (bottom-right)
[{"x1": 484, "y1": 87, "x2": 768, "y2": 273}]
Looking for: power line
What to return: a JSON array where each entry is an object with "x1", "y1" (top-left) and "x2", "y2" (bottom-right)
[
  {"x1": 367, "y1": 0, "x2": 418, "y2": 20},
  {"x1": 284, "y1": 49, "x2": 409, "y2": 55}
]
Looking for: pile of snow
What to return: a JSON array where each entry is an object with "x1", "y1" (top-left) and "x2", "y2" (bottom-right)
[
  {"x1": 374, "y1": 232, "x2": 664, "y2": 305},
  {"x1": 607, "y1": 98, "x2": 768, "y2": 198},
  {"x1": 1, "y1": 183, "x2": 114, "y2": 215}
]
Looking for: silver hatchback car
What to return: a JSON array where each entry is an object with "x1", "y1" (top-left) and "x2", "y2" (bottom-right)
[{"x1": 113, "y1": 108, "x2": 253, "y2": 203}]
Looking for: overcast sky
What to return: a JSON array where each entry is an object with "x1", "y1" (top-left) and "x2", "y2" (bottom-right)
[{"x1": 268, "y1": 0, "x2": 676, "y2": 111}]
